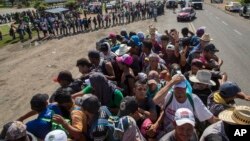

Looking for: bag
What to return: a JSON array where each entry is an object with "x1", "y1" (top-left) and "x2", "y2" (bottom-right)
[
  {"x1": 163, "y1": 92, "x2": 207, "y2": 137},
  {"x1": 163, "y1": 92, "x2": 195, "y2": 112},
  {"x1": 89, "y1": 106, "x2": 118, "y2": 141}
]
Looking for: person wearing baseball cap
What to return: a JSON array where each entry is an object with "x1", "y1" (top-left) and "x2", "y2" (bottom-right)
[
  {"x1": 116, "y1": 54, "x2": 135, "y2": 96},
  {"x1": 207, "y1": 81, "x2": 250, "y2": 117},
  {"x1": 153, "y1": 74, "x2": 218, "y2": 134},
  {"x1": 200, "y1": 43, "x2": 223, "y2": 70},
  {"x1": 44, "y1": 130, "x2": 67, "y2": 141},
  {"x1": 159, "y1": 108, "x2": 198, "y2": 141},
  {"x1": 0, "y1": 121, "x2": 31, "y2": 141}
]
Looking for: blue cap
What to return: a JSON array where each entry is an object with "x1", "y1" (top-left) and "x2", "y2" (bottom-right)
[
  {"x1": 219, "y1": 81, "x2": 241, "y2": 98},
  {"x1": 130, "y1": 35, "x2": 142, "y2": 47}
]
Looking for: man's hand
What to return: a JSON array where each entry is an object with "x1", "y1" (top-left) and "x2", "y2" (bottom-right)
[
  {"x1": 53, "y1": 114, "x2": 66, "y2": 125},
  {"x1": 171, "y1": 74, "x2": 185, "y2": 85}
]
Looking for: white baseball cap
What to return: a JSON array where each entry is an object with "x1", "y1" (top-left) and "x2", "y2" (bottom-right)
[
  {"x1": 175, "y1": 108, "x2": 195, "y2": 126},
  {"x1": 173, "y1": 80, "x2": 186, "y2": 89},
  {"x1": 44, "y1": 130, "x2": 67, "y2": 141}
]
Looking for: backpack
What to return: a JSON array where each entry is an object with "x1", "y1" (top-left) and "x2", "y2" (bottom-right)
[
  {"x1": 163, "y1": 92, "x2": 195, "y2": 112},
  {"x1": 89, "y1": 106, "x2": 118, "y2": 141},
  {"x1": 163, "y1": 92, "x2": 208, "y2": 137}
]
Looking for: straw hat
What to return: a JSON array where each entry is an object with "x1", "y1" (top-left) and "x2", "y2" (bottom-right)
[
  {"x1": 189, "y1": 70, "x2": 216, "y2": 86},
  {"x1": 200, "y1": 33, "x2": 213, "y2": 42},
  {"x1": 219, "y1": 106, "x2": 250, "y2": 125},
  {"x1": 115, "y1": 44, "x2": 131, "y2": 56}
]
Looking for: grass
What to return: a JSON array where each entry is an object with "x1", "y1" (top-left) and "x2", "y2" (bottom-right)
[
  {"x1": 0, "y1": 25, "x2": 11, "y2": 35},
  {"x1": 0, "y1": 3, "x2": 13, "y2": 8},
  {"x1": 0, "y1": 30, "x2": 37, "y2": 48}
]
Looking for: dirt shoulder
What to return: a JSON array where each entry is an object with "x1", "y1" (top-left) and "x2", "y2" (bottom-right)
[{"x1": 0, "y1": 18, "x2": 156, "y2": 127}]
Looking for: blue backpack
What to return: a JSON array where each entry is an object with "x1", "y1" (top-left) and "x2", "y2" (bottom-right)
[{"x1": 88, "y1": 106, "x2": 119, "y2": 141}]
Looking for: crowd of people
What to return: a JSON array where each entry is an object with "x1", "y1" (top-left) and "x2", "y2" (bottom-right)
[
  {"x1": 1, "y1": 2, "x2": 250, "y2": 141},
  {"x1": 1, "y1": 23, "x2": 250, "y2": 141},
  {"x1": 2, "y1": 1, "x2": 165, "y2": 42}
]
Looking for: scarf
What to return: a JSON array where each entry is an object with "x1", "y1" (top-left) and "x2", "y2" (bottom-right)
[
  {"x1": 213, "y1": 92, "x2": 227, "y2": 105},
  {"x1": 89, "y1": 72, "x2": 116, "y2": 105}
]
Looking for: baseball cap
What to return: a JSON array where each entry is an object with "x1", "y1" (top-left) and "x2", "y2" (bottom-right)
[
  {"x1": 44, "y1": 130, "x2": 67, "y2": 141},
  {"x1": 30, "y1": 93, "x2": 49, "y2": 111},
  {"x1": 166, "y1": 44, "x2": 175, "y2": 50},
  {"x1": 173, "y1": 80, "x2": 187, "y2": 89},
  {"x1": 204, "y1": 44, "x2": 219, "y2": 53},
  {"x1": 137, "y1": 32, "x2": 145, "y2": 41},
  {"x1": 100, "y1": 42, "x2": 110, "y2": 52},
  {"x1": 137, "y1": 72, "x2": 147, "y2": 82},
  {"x1": 0, "y1": 121, "x2": 28, "y2": 141},
  {"x1": 148, "y1": 79, "x2": 157, "y2": 85},
  {"x1": 118, "y1": 96, "x2": 138, "y2": 117},
  {"x1": 130, "y1": 35, "x2": 142, "y2": 47},
  {"x1": 196, "y1": 26, "x2": 206, "y2": 37},
  {"x1": 53, "y1": 70, "x2": 74, "y2": 83},
  {"x1": 109, "y1": 32, "x2": 116, "y2": 38},
  {"x1": 219, "y1": 81, "x2": 241, "y2": 98},
  {"x1": 116, "y1": 54, "x2": 133, "y2": 66},
  {"x1": 175, "y1": 108, "x2": 195, "y2": 126},
  {"x1": 75, "y1": 94, "x2": 101, "y2": 114},
  {"x1": 191, "y1": 59, "x2": 203, "y2": 68}
]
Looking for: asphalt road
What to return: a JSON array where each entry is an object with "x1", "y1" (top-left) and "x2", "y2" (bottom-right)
[{"x1": 165, "y1": 4, "x2": 250, "y2": 106}]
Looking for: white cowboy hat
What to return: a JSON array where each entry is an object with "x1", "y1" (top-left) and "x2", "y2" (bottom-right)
[
  {"x1": 189, "y1": 70, "x2": 216, "y2": 86},
  {"x1": 218, "y1": 106, "x2": 250, "y2": 125},
  {"x1": 115, "y1": 44, "x2": 131, "y2": 56},
  {"x1": 200, "y1": 33, "x2": 213, "y2": 42}
]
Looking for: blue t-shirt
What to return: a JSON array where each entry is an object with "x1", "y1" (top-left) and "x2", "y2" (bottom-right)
[
  {"x1": 26, "y1": 107, "x2": 53, "y2": 139},
  {"x1": 48, "y1": 103, "x2": 62, "y2": 115}
]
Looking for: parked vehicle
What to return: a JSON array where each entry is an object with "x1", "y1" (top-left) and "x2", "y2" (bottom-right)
[
  {"x1": 177, "y1": 7, "x2": 196, "y2": 22},
  {"x1": 179, "y1": 0, "x2": 186, "y2": 8},
  {"x1": 211, "y1": 0, "x2": 223, "y2": 3},
  {"x1": 166, "y1": 0, "x2": 178, "y2": 8},
  {"x1": 189, "y1": 0, "x2": 203, "y2": 10},
  {"x1": 225, "y1": 2, "x2": 241, "y2": 12},
  {"x1": 239, "y1": 4, "x2": 250, "y2": 17}
]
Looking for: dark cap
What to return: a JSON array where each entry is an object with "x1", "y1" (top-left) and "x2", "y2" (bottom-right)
[
  {"x1": 191, "y1": 59, "x2": 203, "y2": 68},
  {"x1": 30, "y1": 93, "x2": 49, "y2": 111},
  {"x1": 54, "y1": 88, "x2": 73, "y2": 104},
  {"x1": 100, "y1": 42, "x2": 110, "y2": 52},
  {"x1": 196, "y1": 27, "x2": 205, "y2": 37},
  {"x1": 76, "y1": 94, "x2": 101, "y2": 114},
  {"x1": 118, "y1": 96, "x2": 138, "y2": 117},
  {"x1": 54, "y1": 70, "x2": 74, "y2": 83},
  {"x1": 204, "y1": 44, "x2": 219, "y2": 52},
  {"x1": 219, "y1": 81, "x2": 241, "y2": 98},
  {"x1": 88, "y1": 50, "x2": 100, "y2": 59}
]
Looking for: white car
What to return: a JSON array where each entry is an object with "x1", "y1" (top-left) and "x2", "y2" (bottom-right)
[
  {"x1": 106, "y1": 3, "x2": 114, "y2": 9},
  {"x1": 225, "y1": 2, "x2": 241, "y2": 12}
]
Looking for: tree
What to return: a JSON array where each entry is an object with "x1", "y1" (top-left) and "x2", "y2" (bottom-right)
[
  {"x1": 9, "y1": 0, "x2": 15, "y2": 7},
  {"x1": 65, "y1": 0, "x2": 77, "y2": 10},
  {"x1": 240, "y1": 0, "x2": 250, "y2": 5}
]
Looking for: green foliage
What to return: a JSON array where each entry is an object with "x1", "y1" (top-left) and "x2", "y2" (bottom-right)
[
  {"x1": 65, "y1": 0, "x2": 77, "y2": 9},
  {"x1": 17, "y1": 3, "x2": 23, "y2": 8},
  {"x1": 240, "y1": 0, "x2": 250, "y2": 4},
  {"x1": 34, "y1": 1, "x2": 48, "y2": 11}
]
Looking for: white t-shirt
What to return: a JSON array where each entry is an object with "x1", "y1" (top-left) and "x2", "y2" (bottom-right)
[{"x1": 158, "y1": 92, "x2": 213, "y2": 133}]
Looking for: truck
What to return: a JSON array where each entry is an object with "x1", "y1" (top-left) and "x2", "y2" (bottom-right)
[{"x1": 189, "y1": 0, "x2": 203, "y2": 10}]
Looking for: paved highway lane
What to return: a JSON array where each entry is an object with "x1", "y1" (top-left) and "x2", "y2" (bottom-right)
[{"x1": 188, "y1": 4, "x2": 250, "y2": 106}]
